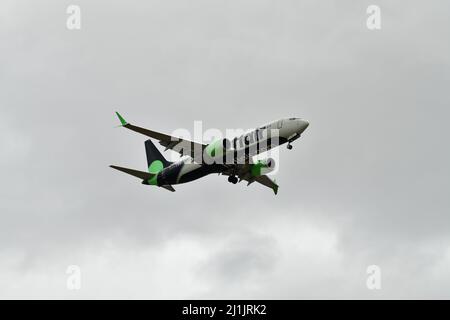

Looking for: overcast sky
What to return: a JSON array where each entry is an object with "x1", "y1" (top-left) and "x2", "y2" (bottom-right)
[{"x1": 1, "y1": 0, "x2": 450, "y2": 299}]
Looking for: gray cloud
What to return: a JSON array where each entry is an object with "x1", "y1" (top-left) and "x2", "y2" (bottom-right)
[{"x1": 1, "y1": 0, "x2": 450, "y2": 298}]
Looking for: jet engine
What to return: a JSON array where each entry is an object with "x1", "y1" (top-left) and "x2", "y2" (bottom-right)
[{"x1": 250, "y1": 158, "x2": 276, "y2": 176}]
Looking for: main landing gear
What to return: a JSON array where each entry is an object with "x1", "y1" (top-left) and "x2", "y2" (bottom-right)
[
  {"x1": 228, "y1": 175, "x2": 238, "y2": 184},
  {"x1": 287, "y1": 143, "x2": 293, "y2": 150}
]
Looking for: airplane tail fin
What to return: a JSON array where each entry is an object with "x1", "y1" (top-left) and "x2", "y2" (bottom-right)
[{"x1": 145, "y1": 139, "x2": 171, "y2": 173}]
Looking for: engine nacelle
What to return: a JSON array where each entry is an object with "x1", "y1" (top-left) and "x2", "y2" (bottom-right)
[
  {"x1": 250, "y1": 158, "x2": 276, "y2": 176},
  {"x1": 204, "y1": 138, "x2": 232, "y2": 160}
]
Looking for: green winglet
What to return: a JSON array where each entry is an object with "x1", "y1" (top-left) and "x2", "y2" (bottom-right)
[
  {"x1": 273, "y1": 179, "x2": 279, "y2": 195},
  {"x1": 115, "y1": 112, "x2": 128, "y2": 126},
  {"x1": 273, "y1": 185, "x2": 279, "y2": 195}
]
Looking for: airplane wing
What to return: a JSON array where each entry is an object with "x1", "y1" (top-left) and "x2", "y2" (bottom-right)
[
  {"x1": 222, "y1": 164, "x2": 279, "y2": 195},
  {"x1": 115, "y1": 112, "x2": 207, "y2": 160},
  {"x1": 251, "y1": 175, "x2": 279, "y2": 195}
]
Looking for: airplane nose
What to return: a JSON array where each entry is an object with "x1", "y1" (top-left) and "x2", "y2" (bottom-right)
[
  {"x1": 298, "y1": 119, "x2": 309, "y2": 132},
  {"x1": 303, "y1": 120, "x2": 309, "y2": 129}
]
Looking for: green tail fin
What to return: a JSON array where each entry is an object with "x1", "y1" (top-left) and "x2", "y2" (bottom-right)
[{"x1": 145, "y1": 139, "x2": 171, "y2": 172}]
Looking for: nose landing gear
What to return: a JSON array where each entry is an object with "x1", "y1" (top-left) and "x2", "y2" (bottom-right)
[{"x1": 287, "y1": 143, "x2": 293, "y2": 150}]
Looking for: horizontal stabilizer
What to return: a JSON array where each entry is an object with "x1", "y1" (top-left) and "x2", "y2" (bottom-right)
[
  {"x1": 161, "y1": 185, "x2": 176, "y2": 192},
  {"x1": 110, "y1": 165, "x2": 154, "y2": 180}
]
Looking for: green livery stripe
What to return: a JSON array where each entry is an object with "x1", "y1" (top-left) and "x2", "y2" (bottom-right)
[
  {"x1": 147, "y1": 160, "x2": 164, "y2": 185},
  {"x1": 148, "y1": 160, "x2": 164, "y2": 174},
  {"x1": 147, "y1": 175, "x2": 158, "y2": 185}
]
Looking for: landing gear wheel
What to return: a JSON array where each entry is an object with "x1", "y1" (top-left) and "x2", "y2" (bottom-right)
[
  {"x1": 228, "y1": 176, "x2": 238, "y2": 184},
  {"x1": 287, "y1": 143, "x2": 293, "y2": 150}
]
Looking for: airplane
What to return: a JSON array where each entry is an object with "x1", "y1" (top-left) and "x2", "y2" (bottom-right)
[{"x1": 110, "y1": 112, "x2": 309, "y2": 194}]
